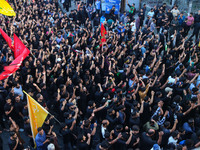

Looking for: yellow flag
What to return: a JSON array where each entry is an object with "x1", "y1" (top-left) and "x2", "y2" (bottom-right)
[
  {"x1": 0, "y1": 0, "x2": 16, "y2": 16},
  {"x1": 198, "y1": 41, "x2": 200, "y2": 48},
  {"x1": 24, "y1": 91, "x2": 48, "y2": 144}
]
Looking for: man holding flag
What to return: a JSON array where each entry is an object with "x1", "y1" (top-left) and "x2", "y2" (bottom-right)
[
  {"x1": 35, "y1": 127, "x2": 50, "y2": 150},
  {"x1": 24, "y1": 91, "x2": 50, "y2": 149}
]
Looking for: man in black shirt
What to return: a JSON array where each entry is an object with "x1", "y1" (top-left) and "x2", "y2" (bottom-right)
[
  {"x1": 77, "y1": 133, "x2": 91, "y2": 150},
  {"x1": 8, "y1": 132, "x2": 23, "y2": 150}
]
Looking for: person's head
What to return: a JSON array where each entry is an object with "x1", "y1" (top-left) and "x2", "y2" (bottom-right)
[
  {"x1": 147, "y1": 129, "x2": 155, "y2": 136},
  {"x1": 14, "y1": 94, "x2": 20, "y2": 102},
  {"x1": 37, "y1": 127, "x2": 44, "y2": 135},
  {"x1": 144, "y1": 96, "x2": 150, "y2": 102},
  {"x1": 116, "y1": 124, "x2": 123, "y2": 132},
  {"x1": 180, "y1": 12, "x2": 184, "y2": 16},
  {"x1": 47, "y1": 143, "x2": 55, "y2": 150},
  {"x1": 102, "y1": 120, "x2": 109, "y2": 127},
  {"x1": 108, "y1": 109, "x2": 115, "y2": 115},
  {"x1": 188, "y1": 118, "x2": 194, "y2": 126},
  {"x1": 36, "y1": 93, "x2": 43, "y2": 101},
  {"x1": 151, "y1": 8, "x2": 154, "y2": 12},
  {"x1": 143, "y1": 4, "x2": 146, "y2": 8},
  {"x1": 88, "y1": 101, "x2": 95, "y2": 109},
  {"x1": 198, "y1": 10, "x2": 200, "y2": 15},
  {"x1": 24, "y1": 117, "x2": 29, "y2": 124},
  {"x1": 25, "y1": 60, "x2": 29, "y2": 68},
  {"x1": 164, "y1": 121, "x2": 171, "y2": 129},
  {"x1": 171, "y1": 130, "x2": 179, "y2": 139},
  {"x1": 132, "y1": 125, "x2": 139, "y2": 134},
  {"x1": 6, "y1": 97, "x2": 12, "y2": 104},
  {"x1": 78, "y1": 134, "x2": 86, "y2": 142},
  {"x1": 99, "y1": 140, "x2": 109, "y2": 150},
  {"x1": 61, "y1": 123, "x2": 68, "y2": 130},
  {"x1": 10, "y1": 132, "x2": 17, "y2": 139},
  {"x1": 84, "y1": 120, "x2": 91, "y2": 128}
]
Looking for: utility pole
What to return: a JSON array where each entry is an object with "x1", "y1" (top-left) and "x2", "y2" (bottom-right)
[
  {"x1": 172, "y1": 0, "x2": 176, "y2": 6},
  {"x1": 188, "y1": 0, "x2": 193, "y2": 15}
]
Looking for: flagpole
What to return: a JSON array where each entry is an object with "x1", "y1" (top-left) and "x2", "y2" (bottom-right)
[{"x1": 48, "y1": 112, "x2": 61, "y2": 125}]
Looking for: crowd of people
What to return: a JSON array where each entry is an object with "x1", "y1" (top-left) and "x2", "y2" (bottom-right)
[{"x1": 0, "y1": 0, "x2": 200, "y2": 150}]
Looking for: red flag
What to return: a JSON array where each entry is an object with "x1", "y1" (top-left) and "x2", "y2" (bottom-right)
[
  {"x1": 14, "y1": 34, "x2": 29, "y2": 58},
  {"x1": 100, "y1": 24, "x2": 107, "y2": 46},
  {"x1": 0, "y1": 28, "x2": 13, "y2": 50},
  {"x1": 0, "y1": 70, "x2": 13, "y2": 80},
  {"x1": 0, "y1": 35, "x2": 30, "y2": 80}
]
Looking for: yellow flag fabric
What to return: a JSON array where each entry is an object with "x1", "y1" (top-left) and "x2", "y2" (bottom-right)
[
  {"x1": 24, "y1": 91, "x2": 48, "y2": 144},
  {"x1": 198, "y1": 41, "x2": 200, "y2": 48},
  {"x1": 0, "y1": 0, "x2": 16, "y2": 16}
]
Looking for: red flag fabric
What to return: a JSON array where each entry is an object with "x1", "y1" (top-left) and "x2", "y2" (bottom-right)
[
  {"x1": 0, "y1": 28, "x2": 13, "y2": 50},
  {"x1": 14, "y1": 34, "x2": 28, "y2": 58},
  {"x1": 0, "y1": 35, "x2": 30, "y2": 80},
  {"x1": 100, "y1": 24, "x2": 107, "y2": 46},
  {"x1": 0, "y1": 71, "x2": 12, "y2": 80}
]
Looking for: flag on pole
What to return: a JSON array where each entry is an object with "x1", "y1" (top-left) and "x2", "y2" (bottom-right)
[
  {"x1": 0, "y1": 28, "x2": 13, "y2": 50},
  {"x1": 0, "y1": 37, "x2": 30, "y2": 80},
  {"x1": 14, "y1": 34, "x2": 30, "y2": 58},
  {"x1": 24, "y1": 91, "x2": 48, "y2": 146},
  {"x1": 100, "y1": 23, "x2": 107, "y2": 46},
  {"x1": 0, "y1": 0, "x2": 16, "y2": 16}
]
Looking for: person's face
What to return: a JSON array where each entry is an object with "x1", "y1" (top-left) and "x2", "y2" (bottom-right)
[
  {"x1": 39, "y1": 129, "x2": 44, "y2": 135},
  {"x1": 16, "y1": 83, "x2": 20, "y2": 88},
  {"x1": 15, "y1": 96, "x2": 20, "y2": 102},
  {"x1": 25, "y1": 61, "x2": 29, "y2": 67},
  {"x1": 132, "y1": 130, "x2": 139, "y2": 135},
  {"x1": 198, "y1": 10, "x2": 200, "y2": 15},
  {"x1": 6, "y1": 99, "x2": 11, "y2": 104},
  {"x1": 39, "y1": 95, "x2": 43, "y2": 101},
  {"x1": 13, "y1": 133, "x2": 17, "y2": 139},
  {"x1": 111, "y1": 110, "x2": 115, "y2": 115},
  {"x1": 80, "y1": 135, "x2": 85, "y2": 141}
]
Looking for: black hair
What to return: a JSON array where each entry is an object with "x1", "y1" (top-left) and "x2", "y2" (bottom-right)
[
  {"x1": 171, "y1": 130, "x2": 179, "y2": 138},
  {"x1": 37, "y1": 127, "x2": 43, "y2": 132}
]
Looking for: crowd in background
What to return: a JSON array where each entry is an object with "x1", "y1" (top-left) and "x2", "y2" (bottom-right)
[{"x1": 0, "y1": 0, "x2": 200, "y2": 150}]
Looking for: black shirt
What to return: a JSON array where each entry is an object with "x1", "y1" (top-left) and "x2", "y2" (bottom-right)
[
  {"x1": 77, "y1": 142, "x2": 89, "y2": 150},
  {"x1": 140, "y1": 132, "x2": 157, "y2": 150}
]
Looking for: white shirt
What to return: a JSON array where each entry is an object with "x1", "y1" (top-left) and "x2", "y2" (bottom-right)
[
  {"x1": 131, "y1": 22, "x2": 136, "y2": 32},
  {"x1": 168, "y1": 136, "x2": 178, "y2": 145},
  {"x1": 147, "y1": 11, "x2": 155, "y2": 18},
  {"x1": 14, "y1": 85, "x2": 24, "y2": 100},
  {"x1": 101, "y1": 125, "x2": 107, "y2": 138}
]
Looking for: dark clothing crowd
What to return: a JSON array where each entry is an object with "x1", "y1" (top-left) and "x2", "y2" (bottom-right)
[{"x1": 0, "y1": 0, "x2": 200, "y2": 150}]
